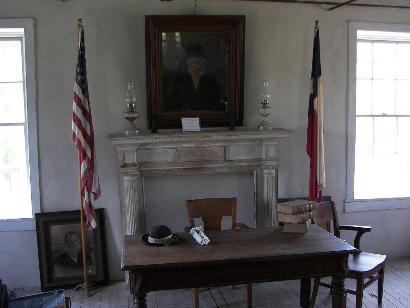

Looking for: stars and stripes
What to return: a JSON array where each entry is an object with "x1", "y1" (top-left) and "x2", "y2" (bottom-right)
[
  {"x1": 72, "y1": 23, "x2": 100, "y2": 229},
  {"x1": 306, "y1": 21, "x2": 325, "y2": 202}
]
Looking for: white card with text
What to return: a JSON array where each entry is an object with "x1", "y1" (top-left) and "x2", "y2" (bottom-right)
[{"x1": 181, "y1": 118, "x2": 200, "y2": 132}]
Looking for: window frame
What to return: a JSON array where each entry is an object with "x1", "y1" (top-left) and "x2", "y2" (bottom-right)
[
  {"x1": 346, "y1": 21, "x2": 410, "y2": 212},
  {"x1": 0, "y1": 19, "x2": 39, "y2": 231}
]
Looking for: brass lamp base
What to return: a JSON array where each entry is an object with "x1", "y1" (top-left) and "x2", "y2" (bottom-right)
[{"x1": 123, "y1": 120, "x2": 140, "y2": 136}]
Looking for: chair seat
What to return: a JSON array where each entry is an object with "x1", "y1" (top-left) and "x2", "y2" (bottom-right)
[{"x1": 348, "y1": 252, "x2": 386, "y2": 275}]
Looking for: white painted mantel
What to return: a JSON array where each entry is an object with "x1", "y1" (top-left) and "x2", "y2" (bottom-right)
[{"x1": 108, "y1": 128, "x2": 292, "y2": 236}]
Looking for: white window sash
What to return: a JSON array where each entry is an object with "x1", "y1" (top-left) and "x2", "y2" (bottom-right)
[
  {"x1": 0, "y1": 19, "x2": 39, "y2": 230},
  {"x1": 346, "y1": 21, "x2": 410, "y2": 212}
]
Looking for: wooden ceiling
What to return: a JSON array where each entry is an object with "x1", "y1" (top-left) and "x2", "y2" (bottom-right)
[
  {"x1": 162, "y1": 0, "x2": 410, "y2": 11},
  {"x1": 256, "y1": 1, "x2": 410, "y2": 11}
]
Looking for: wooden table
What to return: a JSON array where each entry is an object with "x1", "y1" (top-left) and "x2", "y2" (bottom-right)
[{"x1": 122, "y1": 225, "x2": 357, "y2": 308}]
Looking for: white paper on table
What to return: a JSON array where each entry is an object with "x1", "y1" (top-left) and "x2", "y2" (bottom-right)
[
  {"x1": 191, "y1": 231, "x2": 206, "y2": 245},
  {"x1": 190, "y1": 226, "x2": 210, "y2": 245},
  {"x1": 198, "y1": 230, "x2": 210, "y2": 244}
]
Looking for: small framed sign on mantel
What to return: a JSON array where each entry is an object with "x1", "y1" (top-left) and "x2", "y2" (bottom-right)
[{"x1": 181, "y1": 117, "x2": 200, "y2": 132}]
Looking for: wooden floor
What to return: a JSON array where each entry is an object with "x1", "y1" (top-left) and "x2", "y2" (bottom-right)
[{"x1": 15, "y1": 257, "x2": 410, "y2": 307}]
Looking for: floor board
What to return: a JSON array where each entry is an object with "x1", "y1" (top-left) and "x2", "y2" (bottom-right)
[{"x1": 13, "y1": 257, "x2": 410, "y2": 307}]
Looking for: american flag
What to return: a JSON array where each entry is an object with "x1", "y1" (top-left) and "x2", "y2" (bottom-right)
[
  {"x1": 72, "y1": 23, "x2": 100, "y2": 229},
  {"x1": 306, "y1": 21, "x2": 325, "y2": 202}
]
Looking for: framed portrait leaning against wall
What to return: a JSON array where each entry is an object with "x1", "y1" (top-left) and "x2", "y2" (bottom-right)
[
  {"x1": 35, "y1": 209, "x2": 109, "y2": 291},
  {"x1": 146, "y1": 15, "x2": 245, "y2": 129}
]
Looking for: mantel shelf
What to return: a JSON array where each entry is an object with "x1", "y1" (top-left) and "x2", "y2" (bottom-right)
[{"x1": 108, "y1": 128, "x2": 293, "y2": 145}]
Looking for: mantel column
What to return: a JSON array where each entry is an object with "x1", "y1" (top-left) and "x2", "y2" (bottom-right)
[
  {"x1": 120, "y1": 169, "x2": 146, "y2": 235},
  {"x1": 256, "y1": 166, "x2": 278, "y2": 227}
]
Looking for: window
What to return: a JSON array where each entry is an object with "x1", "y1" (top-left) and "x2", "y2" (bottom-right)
[
  {"x1": 347, "y1": 22, "x2": 410, "y2": 212},
  {"x1": 0, "y1": 19, "x2": 39, "y2": 230}
]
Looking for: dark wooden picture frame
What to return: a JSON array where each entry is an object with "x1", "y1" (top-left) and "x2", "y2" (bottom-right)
[
  {"x1": 35, "y1": 209, "x2": 109, "y2": 291},
  {"x1": 146, "y1": 15, "x2": 245, "y2": 129}
]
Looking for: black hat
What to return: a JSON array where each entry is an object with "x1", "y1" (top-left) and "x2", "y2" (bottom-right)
[
  {"x1": 142, "y1": 225, "x2": 178, "y2": 246},
  {"x1": 186, "y1": 44, "x2": 205, "y2": 58}
]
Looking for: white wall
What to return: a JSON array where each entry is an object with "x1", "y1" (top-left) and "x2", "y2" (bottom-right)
[{"x1": 1, "y1": 0, "x2": 410, "y2": 288}]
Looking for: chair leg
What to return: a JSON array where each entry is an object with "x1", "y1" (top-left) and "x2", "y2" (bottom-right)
[
  {"x1": 310, "y1": 278, "x2": 320, "y2": 307},
  {"x1": 356, "y1": 279, "x2": 364, "y2": 308},
  {"x1": 193, "y1": 288, "x2": 199, "y2": 308},
  {"x1": 247, "y1": 284, "x2": 252, "y2": 308},
  {"x1": 378, "y1": 265, "x2": 385, "y2": 305}
]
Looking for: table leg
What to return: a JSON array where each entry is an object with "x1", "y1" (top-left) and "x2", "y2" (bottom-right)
[
  {"x1": 133, "y1": 290, "x2": 147, "y2": 308},
  {"x1": 129, "y1": 271, "x2": 147, "y2": 308},
  {"x1": 332, "y1": 274, "x2": 346, "y2": 308},
  {"x1": 300, "y1": 278, "x2": 311, "y2": 308}
]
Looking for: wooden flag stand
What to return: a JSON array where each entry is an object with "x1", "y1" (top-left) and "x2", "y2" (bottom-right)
[{"x1": 73, "y1": 19, "x2": 97, "y2": 297}]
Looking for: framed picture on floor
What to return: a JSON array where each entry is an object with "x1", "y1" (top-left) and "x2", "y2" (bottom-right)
[{"x1": 35, "y1": 208, "x2": 109, "y2": 291}]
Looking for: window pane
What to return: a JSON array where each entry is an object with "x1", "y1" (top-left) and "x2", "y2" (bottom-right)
[
  {"x1": 397, "y1": 118, "x2": 410, "y2": 153},
  {"x1": 356, "y1": 42, "x2": 372, "y2": 79},
  {"x1": 396, "y1": 80, "x2": 410, "y2": 115},
  {"x1": 0, "y1": 126, "x2": 31, "y2": 219},
  {"x1": 354, "y1": 152, "x2": 377, "y2": 199},
  {"x1": 386, "y1": 152, "x2": 410, "y2": 198},
  {"x1": 373, "y1": 43, "x2": 396, "y2": 79},
  {"x1": 374, "y1": 117, "x2": 396, "y2": 153},
  {"x1": 356, "y1": 79, "x2": 372, "y2": 115},
  {"x1": 355, "y1": 152, "x2": 410, "y2": 199},
  {"x1": 358, "y1": 30, "x2": 410, "y2": 41},
  {"x1": 0, "y1": 82, "x2": 25, "y2": 123},
  {"x1": 0, "y1": 40, "x2": 22, "y2": 82},
  {"x1": 372, "y1": 80, "x2": 395, "y2": 115},
  {"x1": 355, "y1": 117, "x2": 373, "y2": 153},
  {"x1": 396, "y1": 44, "x2": 410, "y2": 79}
]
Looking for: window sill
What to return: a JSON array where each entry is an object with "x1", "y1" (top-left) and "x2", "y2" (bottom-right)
[
  {"x1": 0, "y1": 218, "x2": 36, "y2": 231},
  {"x1": 345, "y1": 198, "x2": 410, "y2": 213}
]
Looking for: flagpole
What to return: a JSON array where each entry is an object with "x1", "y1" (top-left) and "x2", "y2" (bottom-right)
[
  {"x1": 74, "y1": 18, "x2": 91, "y2": 297},
  {"x1": 77, "y1": 152, "x2": 90, "y2": 294}
]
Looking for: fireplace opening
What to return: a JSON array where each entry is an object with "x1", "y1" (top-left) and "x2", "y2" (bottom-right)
[{"x1": 144, "y1": 172, "x2": 255, "y2": 232}]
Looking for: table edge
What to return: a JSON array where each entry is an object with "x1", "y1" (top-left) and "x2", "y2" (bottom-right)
[{"x1": 121, "y1": 248, "x2": 357, "y2": 271}]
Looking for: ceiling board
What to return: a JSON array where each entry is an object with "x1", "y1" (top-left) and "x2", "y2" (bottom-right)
[{"x1": 236, "y1": 0, "x2": 410, "y2": 9}]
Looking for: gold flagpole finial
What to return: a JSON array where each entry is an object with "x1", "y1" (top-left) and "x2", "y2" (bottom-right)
[{"x1": 78, "y1": 18, "x2": 83, "y2": 29}]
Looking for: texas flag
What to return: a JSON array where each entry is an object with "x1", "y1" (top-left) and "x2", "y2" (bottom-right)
[{"x1": 306, "y1": 21, "x2": 325, "y2": 202}]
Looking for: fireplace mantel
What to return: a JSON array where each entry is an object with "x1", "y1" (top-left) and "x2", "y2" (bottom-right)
[{"x1": 108, "y1": 128, "x2": 292, "y2": 235}]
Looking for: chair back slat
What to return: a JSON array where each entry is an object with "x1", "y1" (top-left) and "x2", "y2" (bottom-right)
[
  {"x1": 312, "y1": 200, "x2": 340, "y2": 238},
  {"x1": 202, "y1": 217, "x2": 223, "y2": 231},
  {"x1": 186, "y1": 198, "x2": 237, "y2": 231}
]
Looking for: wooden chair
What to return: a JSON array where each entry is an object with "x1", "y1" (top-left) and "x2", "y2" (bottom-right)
[
  {"x1": 185, "y1": 197, "x2": 253, "y2": 308},
  {"x1": 310, "y1": 200, "x2": 386, "y2": 308}
]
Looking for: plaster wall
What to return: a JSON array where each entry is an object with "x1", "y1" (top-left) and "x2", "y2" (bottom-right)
[{"x1": 0, "y1": 0, "x2": 409, "y2": 287}]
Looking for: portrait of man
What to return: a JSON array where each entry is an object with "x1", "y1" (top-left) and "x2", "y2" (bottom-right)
[
  {"x1": 51, "y1": 224, "x2": 96, "y2": 278},
  {"x1": 162, "y1": 32, "x2": 229, "y2": 113},
  {"x1": 146, "y1": 16, "x2": 245, "y2": 129}
]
